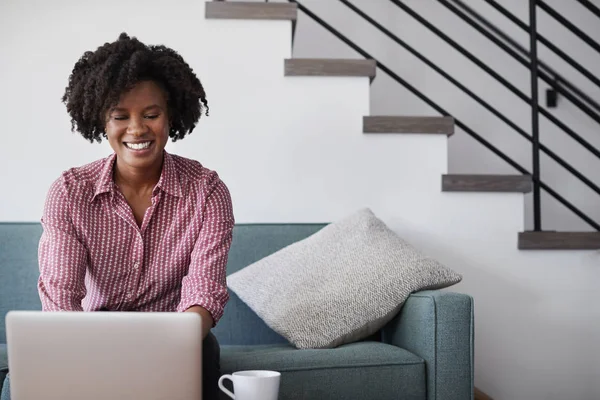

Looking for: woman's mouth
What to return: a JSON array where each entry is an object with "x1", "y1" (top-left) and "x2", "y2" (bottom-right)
[{"x1": 124, "y1": 141, "x2": 153, "y2": 150}]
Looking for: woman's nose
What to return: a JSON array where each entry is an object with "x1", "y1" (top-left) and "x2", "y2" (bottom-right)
[{"x1": 127, "y1": 116, "x2": 147, "y2": 135}]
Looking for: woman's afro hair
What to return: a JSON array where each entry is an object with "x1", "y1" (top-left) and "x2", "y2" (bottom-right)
[{"x1": 62, "y1": 32, "x2": 208, "y2": 143}]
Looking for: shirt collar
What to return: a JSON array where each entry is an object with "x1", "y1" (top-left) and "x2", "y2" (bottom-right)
[
  {"x1": 91, "y1": 153, "x2": 117, "y2": 202},
  {"x1": 91, "y1": 151, "x2": 182, "y2": 202},
  {"x1": 155, "y1": 151, "x2": 183, "y2": 198}
]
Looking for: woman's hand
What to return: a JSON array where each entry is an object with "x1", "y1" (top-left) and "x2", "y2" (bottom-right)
[{"x1": 185, "y1": 305, "x2": 214, "y2": 339}]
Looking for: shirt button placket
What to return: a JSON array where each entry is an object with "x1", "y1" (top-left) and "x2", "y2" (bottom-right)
[
  {"x1": 128, "y1": 235, "x2": 144, "y2": 303},
  {"x1": 128, "y1": 260, "x2": 138, "y2": 297}
]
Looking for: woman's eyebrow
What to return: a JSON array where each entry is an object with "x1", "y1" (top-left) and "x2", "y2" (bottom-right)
[
  {"x1": 110, "y1": 105, "x2": 162, "y2": 112},
  {"x1": 143, "y1": 104, "x2": 163, "y2": 111}
]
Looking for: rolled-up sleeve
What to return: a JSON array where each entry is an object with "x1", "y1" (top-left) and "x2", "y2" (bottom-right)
[
  {"x1": 37, "y1": 178, "x2": 88, "y2": 311},
  {"x1": 177, "y1": 175, "x2": 234, "y2": 325}
]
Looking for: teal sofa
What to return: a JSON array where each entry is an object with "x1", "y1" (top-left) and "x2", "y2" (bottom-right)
[{"x1": 0, "y1": 222, "x2": 474, "y2": 400}]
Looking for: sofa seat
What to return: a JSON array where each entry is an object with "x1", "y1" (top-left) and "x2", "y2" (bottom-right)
[
  {"x1": 0, "y1": 344, "x2": 7, "y2": 396},
  {"x1": 220, "y1": 341, "x2": 426, "y2": 400}
]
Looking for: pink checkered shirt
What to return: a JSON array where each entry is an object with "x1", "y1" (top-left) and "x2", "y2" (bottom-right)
[{"x1": 37, "y1": 151, "x2": 234, "y2": 325}]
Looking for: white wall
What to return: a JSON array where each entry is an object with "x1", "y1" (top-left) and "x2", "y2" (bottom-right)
[
  {"x1": 286, "y1": 0, "x2": 600, "y2": 233},
  {"x1": 1, "y1": 1, "x2": 600, "y2": 400}
]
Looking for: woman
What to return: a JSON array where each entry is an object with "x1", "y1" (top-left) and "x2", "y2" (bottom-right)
[{"x1": 1, "y1": 33, "x2": 234, "y2": 400}]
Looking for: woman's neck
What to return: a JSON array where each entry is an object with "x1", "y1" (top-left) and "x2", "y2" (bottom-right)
[{"x1": 113, "y1": 155, "x2": 163, "y2": 194}]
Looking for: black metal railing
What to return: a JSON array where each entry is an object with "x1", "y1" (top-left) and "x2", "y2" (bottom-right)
[
  {"x1": 389, "y1": 0, "x2": 600, "y2": 163},
  {"x1": 483, "y1": 0, "x2": 600, "y2": 91},
  {"x1": 537, "y1": 0, "x2": 600, "y2": 54},
  {"x1": 291, "y1": 0, "x2": 600, "y2": 230},
  {"x1": 576, "y1": 0, "x2": 600, "y2": 18},
  {"x1": 221, "y1": 0, "x2": 600, "y2": 231},
  {"x1": 337, "y1": 0, "x2": 600, "y2": 205},
  {"x1": 529, "y1": 0, "x2": 542, "y2": 231},
  {"x1": 439, "y1": 0, "x2": 600, "y2": 124},
  {"x1": 385, "y1": 0, "x2": 599, "y2": 230},
  {"x1": 451, "y1": 0, "x2": 600, "y2": 115}
]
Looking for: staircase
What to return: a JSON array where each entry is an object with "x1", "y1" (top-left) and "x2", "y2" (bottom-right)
[
  {"x1": 204, "y1": 0, "x2": 600, "y2": 251},
  {"x1": 194, "y1": 2, "x2": 600, "y2": 400}
]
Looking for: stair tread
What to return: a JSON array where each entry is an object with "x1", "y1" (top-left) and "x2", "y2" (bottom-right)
[
  {"x1": 519, "y1": 231, "x2": 600, "y2": 250},
  {"x1": 364, "y1": 116, "x2": 454, "y2": 135},
  {"x1": 206, "y1": 1, "x2": 297, "y2": 20},
  {"x1": 285, "y1": 59, "x2": 376, "y2": 78},
  {"x1": 442, "y1": 174, "x2": 532, "y2": 193}
]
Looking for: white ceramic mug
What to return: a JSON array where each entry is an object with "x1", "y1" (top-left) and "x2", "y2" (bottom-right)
[{"x1": 218, "y1": 370, "x2": 281, "y2": 400}]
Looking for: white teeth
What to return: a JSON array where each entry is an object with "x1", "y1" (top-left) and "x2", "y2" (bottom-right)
[{"x1": 126, "y1": 142, "x2": 151, "y2": 150}]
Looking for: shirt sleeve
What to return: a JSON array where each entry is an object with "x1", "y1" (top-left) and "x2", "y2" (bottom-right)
[
  {"x1": 177, "y1": 174, "x2": 235, "y2": 325},
  {"x1": 37, "y1": 178, "x2": 88, "y2": 311}
]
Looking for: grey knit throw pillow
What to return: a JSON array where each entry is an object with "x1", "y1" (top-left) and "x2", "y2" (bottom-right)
[{"x1": 227, "y1": 208, "x2": 462, "y2": 349}]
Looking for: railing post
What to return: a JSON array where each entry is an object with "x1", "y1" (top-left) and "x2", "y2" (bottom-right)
[{"x1": 529, "y1": 0, "x2": 542, "y2": 231}]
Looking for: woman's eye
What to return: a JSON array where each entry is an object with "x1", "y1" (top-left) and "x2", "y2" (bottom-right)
[
  {"x1": 113, "y1": 116, "x2": 128, "y2": 121},
  {"x1": 145, "y1": 115, "x2": 159, "y2": 119}
]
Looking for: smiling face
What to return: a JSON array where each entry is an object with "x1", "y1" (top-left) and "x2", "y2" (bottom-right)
[{"x1": 105, "y1": 80, "x2": 170, "y2": 173}]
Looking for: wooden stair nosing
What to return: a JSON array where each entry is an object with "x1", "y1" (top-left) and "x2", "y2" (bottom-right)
[
  {"x1": 364, "y1": 116, "x2": 454, "y2": 135},
  {"x1": 206, "y1": 2, "x2": 297, "y2": 21},
  {"x1": 284, "y1": 58, "x2": 376, "y2": 78},
  {"x1": 442, "y1": 174, "x2": 533, "y2": 193},
  {"x1": 518, "y1": 231, "x2": 600, "y2": 250}
]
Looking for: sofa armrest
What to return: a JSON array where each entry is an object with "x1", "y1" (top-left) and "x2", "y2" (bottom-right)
[{"x1": 381, "y1": 290, "x2": 474, "y2": 400}]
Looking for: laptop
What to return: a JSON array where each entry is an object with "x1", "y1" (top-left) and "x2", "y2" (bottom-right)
[{"x1": 5, "y1": 311, "x2": 203, "y2": 400}]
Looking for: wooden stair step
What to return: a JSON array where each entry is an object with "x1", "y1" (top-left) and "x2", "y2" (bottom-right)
[
  {"x1": 285, "y1": 59, "x2": 376, "y2": 78},
  {"x1": 206, "y1": 1, "x2": 297, "y2": 20},
  {"x1": 442, "y1": 174, "x2": 532, "y2": 193},
  {"x1": 364, "y1": 116, "x2": 454, "y2": 135},
  {"x1": 518, "y1": 231, "x2": 600, "y2": 250}
]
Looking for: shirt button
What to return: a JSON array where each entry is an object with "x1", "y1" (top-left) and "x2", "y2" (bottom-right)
[{"x1": 133, "y1": 262, "x2": 139, "y2": 270}]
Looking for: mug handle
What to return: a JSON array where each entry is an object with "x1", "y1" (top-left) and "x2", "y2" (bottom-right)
[{"x1": 218, "y1": 374, "x2": 235, "y2": 399}]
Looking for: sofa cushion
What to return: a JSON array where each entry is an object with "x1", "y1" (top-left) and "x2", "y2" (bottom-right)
[
  {"x1": 227, "y1": 208, "x2": 462, "y2": 349},
  {"x1": 0, "y1": 223, "x2": 44, "y2": 343},
  {"x1": 213, "y1": 224, "x2": 326, "y2": 346},
  {"x1": 221, "y1": 341, "x2": 425, "y2": 400}
]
